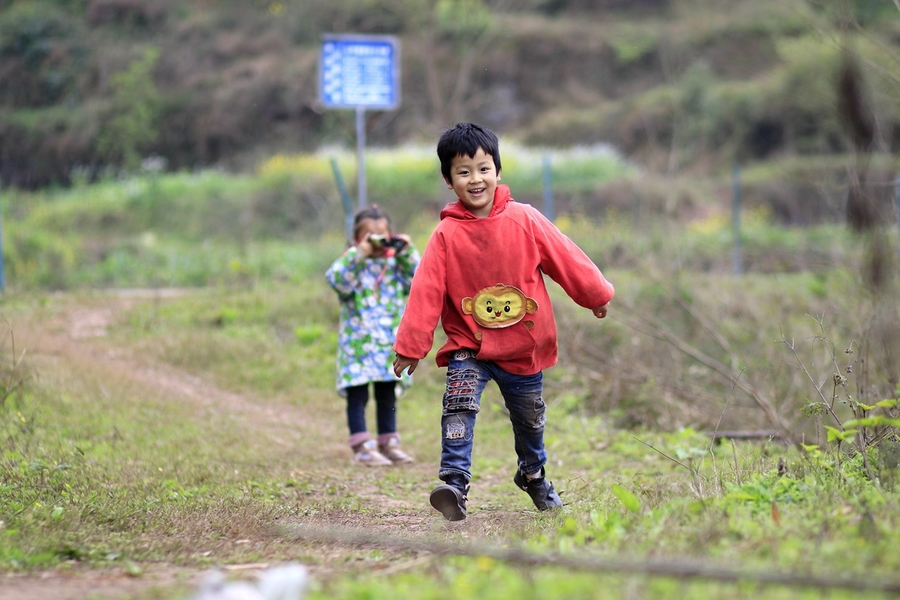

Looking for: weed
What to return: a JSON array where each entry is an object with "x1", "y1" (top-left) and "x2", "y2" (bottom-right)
[
  {"x1": 0, "y1": 319, "x2": 26, "y2": 409},
  {"x1": 3, "y1": 154, "x2": 900, "y2": 599},
  {"x1": 786, "y1": 314, "x2": 900, "y2": 483}
]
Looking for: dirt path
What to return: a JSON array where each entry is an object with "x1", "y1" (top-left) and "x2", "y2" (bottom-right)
[{"x1": 1, "y1": 292, "x2": 527, "y2": 600}]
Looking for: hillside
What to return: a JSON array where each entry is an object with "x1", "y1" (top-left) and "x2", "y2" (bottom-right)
[{"x1": 1, "y1": 0, "x2": 899, "y2": 187}]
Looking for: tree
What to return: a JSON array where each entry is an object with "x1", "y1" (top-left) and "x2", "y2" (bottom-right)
[{"x1": 96, "y1": 47, "x2": 161, "y2": 171}]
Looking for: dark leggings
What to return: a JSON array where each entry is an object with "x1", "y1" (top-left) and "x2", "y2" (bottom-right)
[{"x1": 346, "y1": 381, "x2": 397, "y2": 436}]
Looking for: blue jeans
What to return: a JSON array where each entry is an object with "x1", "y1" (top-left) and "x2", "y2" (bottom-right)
[{"x1": 438, "y1": 350, "x2": 547, "y2": 484}]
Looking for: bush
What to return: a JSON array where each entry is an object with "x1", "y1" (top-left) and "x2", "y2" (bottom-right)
[
  {"x1": 0, "y1": 2, "x2": 81, "y2": 108},
  {"x1": 85, "y1": 0, "x2": 167, "y2": 29},
  {"x1": 95, "y1": 47, "x2": 162, "y2": 170},
  {"x1": 0, "y1": 2, "x2": 71, "y2": 65},
  {"x1": 4, "y1": 224, "x2": 80, "y2": 290}
]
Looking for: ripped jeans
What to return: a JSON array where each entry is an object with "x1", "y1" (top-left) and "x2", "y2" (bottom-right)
[{"x1": 439, "y1": 350, "x2": 547, "y2": 484}]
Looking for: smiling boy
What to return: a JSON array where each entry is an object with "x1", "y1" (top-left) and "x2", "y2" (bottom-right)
[{"x1": 393, "y1": 122, "x2": 614, "y2": 521}]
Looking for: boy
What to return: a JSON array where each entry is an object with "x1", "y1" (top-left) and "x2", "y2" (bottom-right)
[{"x1": 393, "y1": 123, "x2": 614, "y2": 521}]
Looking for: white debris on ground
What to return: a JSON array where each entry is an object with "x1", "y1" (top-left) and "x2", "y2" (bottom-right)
[{"x1": 191, "y1": 564, "x2": 310, "y2": 600}]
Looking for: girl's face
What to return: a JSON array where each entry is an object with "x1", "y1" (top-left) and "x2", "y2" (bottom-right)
[{"x1": 356, "y1": 217, "x2": 391, "y2": 254}]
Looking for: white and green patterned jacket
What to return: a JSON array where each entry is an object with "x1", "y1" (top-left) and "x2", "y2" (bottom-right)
[{"x1": 326, "y1": 245, "x2": 420, "y2": 394}]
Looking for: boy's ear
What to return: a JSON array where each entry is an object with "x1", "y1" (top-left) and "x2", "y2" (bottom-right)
[{"x1": 443, "y1": 176, "x2": 453, "y2": 188}]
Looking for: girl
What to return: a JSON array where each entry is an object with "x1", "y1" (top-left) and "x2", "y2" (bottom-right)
[{"x1": 326, "y1": 206, "x2": 420, "y2": 466}]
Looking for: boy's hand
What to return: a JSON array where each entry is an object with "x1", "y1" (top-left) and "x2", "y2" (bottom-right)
[
  {"x1": 592, "y1": 303, "x2": 609, "y2": 319},
  {"x1": 393, "y1": 354, "x2": 419, "y2": 377}
]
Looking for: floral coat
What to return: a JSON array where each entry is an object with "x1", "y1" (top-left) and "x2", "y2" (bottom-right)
[{"x1": 326, "y1": 245, "x2": 420, "y2": 394}]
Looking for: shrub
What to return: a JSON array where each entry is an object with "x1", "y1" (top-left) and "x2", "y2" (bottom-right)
[
  {"x1": 85, "y1": 0, "x2": 167, "y2": 29},
  {"x1": 96, "y1": 47, "x2": 162, "y2": 171},
  {"x1": 4, "y1": 224, "x2": 80, "y2": 290}
]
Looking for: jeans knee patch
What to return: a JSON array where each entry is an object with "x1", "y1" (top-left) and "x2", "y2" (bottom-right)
[
  {"x1": 527, "y1": 397, "x2": 546, "y2": 429},
  {"x1": 442, "y1": 415, "x2": 471, "y2": 444},
  {"x1": 443, "y1": 367, "x2": 479, "y2": 413},
  {"x1": 445, "y1": 421, "x2": 466, "y2": 440}
]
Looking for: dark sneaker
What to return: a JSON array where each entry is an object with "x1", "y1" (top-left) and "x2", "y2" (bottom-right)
[
  {"x1": 513, "y1": 467, "x2": 562, "y2": 511},
  {"x1": 429, "y1": 479, "x2": 468, "y2": 521}
]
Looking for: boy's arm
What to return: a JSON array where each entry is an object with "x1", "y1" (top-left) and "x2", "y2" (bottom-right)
[
  {"x1": 393, "y1": 230, "x2": 447, "y2": 360},
  {"x1": 531, "y1": 208, "x2": 615, "y2": 310}
]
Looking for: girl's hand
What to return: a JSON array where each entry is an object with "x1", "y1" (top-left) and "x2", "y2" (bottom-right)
[
  {"x1": 592, "y1": 303, "x2": 609, "y2": 319},
  {"x1": 356, "y1": 237, "x2": 376, "y2": 258},
  {"x1": 393, "y1": 233, "x2": 413, "y2": 254}
]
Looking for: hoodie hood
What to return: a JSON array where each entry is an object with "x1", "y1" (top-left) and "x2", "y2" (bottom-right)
[{"x1": 440, "y1": 184, "x2": 513, "y2": 220}]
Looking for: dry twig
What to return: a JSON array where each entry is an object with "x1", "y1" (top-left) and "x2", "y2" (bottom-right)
[
  {"x1": 284, "y1": 523, "x2": 900, "y2": 594},
  {"x1": 612, "y1": 300, "x2": 795, "y2": 444}
]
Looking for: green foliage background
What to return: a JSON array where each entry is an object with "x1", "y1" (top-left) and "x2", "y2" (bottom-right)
[
  {"x1": 0, "y1": 0, "x2": 898, "y2": 186},
  {"x1": 1, "y1": 1, "x2": 900, "y2": 598}
]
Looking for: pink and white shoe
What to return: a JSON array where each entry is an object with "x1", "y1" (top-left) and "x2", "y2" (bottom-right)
[
  {"x1": 379, "y1": 437, "x2": 414, "y2": 464},
  {"x1": 352, "y1": 440, "x2": 392, "y2": 466}
]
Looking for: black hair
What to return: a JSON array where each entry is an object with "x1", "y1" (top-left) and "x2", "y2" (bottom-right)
[
  {"x1": 352, "y1": 205, "x2": 392, "y2": 243},
  {"x1": 437, "y1": 122, "x2": 501, "y2": 182}
]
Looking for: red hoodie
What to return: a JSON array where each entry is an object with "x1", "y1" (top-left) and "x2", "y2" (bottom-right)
[{"x1": 394, "y1": 184, "x2": 614, "y2": 375}]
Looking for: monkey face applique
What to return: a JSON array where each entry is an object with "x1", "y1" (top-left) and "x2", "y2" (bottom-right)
[{"x1": 461, "y1": 284, "x2": 538, "y2": 330}]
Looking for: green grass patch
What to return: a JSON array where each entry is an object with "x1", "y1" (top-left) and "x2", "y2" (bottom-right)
[{"x1": 2, "y1": 162, "x2": 900, "y2": 598}]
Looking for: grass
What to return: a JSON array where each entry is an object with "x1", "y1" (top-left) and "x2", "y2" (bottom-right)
[
  {"x1": 0, "y1": 309, "x2": 294, "y2": 570},
  {"x1": 1, "y1": 153, "x2": 883, "y2": 292},
  {"x1": 1, "y1": 161, "x2": 900, "y2": 598},
  {"x1": 3, "y1": 273, "x2": 900, "y2": 599}
]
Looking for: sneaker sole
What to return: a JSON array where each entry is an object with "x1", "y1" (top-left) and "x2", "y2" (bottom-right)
[
  {"x1": 429, "y1": 487, "x2": 466, "y2": 521},
  {"x1": 352, "y1": 457, "x2": 393, "y2": 467},
  {"x1": 383, "y1": 455, "x2": 415, "y2": 464}
]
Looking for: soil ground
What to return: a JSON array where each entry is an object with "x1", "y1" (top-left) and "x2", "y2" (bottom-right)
[{"x1": 1, "y1": 292, "x2": 536, "y2": 600}]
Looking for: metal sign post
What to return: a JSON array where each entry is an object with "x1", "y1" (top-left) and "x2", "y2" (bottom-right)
[
  {"x1": 542, "y1": 154, "x2": 554, "y2": 222},
  {"x1": 320, "y1": 34, "x2": 400, "y2": 211},
  {"x1": 356, "y1": 106, "x2": 367, "y2": 209},
  {"x1": 732, "y1": 163, "x2": 742, "y2": 276},
  {"x1": 0, "y1": 177, "x2": 4, "y2": 292}
]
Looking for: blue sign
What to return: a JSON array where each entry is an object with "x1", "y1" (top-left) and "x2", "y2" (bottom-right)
[{"x1": 320, "y1": 34, "x2": 400, "y2": 109}]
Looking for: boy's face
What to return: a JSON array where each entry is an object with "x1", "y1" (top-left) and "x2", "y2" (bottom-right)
[{"x1": 445, "y1": 147, "x2": 500, "y2": 218}]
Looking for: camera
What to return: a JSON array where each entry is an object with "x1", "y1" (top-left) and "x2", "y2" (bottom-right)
[{"x1": 368, "y1": 234, "x2": 407, "y2": 252}]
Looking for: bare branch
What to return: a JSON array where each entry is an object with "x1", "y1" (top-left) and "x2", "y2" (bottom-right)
[
  {"x1": 284, "y1": 523, "x2": 900, "y2": 594},
  {"x1": 612, "y1": 302, "x2": 795, "y2": 444},
  {"x1": 779, "y1": 324, "x2": 842, "y2": 428},
  {"x1": 632, "y1": 436, "x2": 693, "y2": 472}
]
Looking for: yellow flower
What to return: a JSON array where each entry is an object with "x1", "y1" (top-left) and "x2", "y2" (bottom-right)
[{"x1": 476, "y1": 556, "x2": 495, "y2": 572}]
